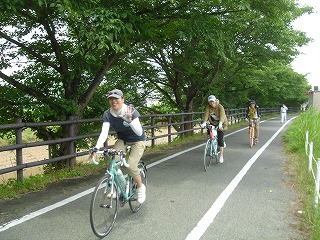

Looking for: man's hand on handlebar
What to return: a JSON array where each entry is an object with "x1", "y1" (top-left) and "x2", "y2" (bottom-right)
[{"x1": 89, "y1": 147, "x2": 99, "y2": 165}]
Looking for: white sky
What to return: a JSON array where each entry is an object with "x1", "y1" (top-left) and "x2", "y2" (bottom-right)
[{"x1": 291, "y1": 0, "x2": 320, "y2": 88}]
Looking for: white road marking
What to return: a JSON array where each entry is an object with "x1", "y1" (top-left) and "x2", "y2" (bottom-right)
[
  {"x1": 185, "y1": 117, "x2": 296, "y2": 240},
  {"x1": 0, "y1": 188, "x2": 94, "y2": 232}
]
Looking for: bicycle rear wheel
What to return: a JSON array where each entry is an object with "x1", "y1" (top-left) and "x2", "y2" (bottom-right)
[
  {"x1": 212, "y1": 139, "x2": 219, "y2": 164},
  {"x1": 249, "y1": 126, "x2": 254, "y2": 148},
  {"x1": 129, "y1": 162, "x2": 147, "y2": 212},
  {"x1": 90, "y1": 175, "x2": 118, "y2": 238},
  {"x1": 204, "y1": 139, "x2": 213, "y2": 171}
]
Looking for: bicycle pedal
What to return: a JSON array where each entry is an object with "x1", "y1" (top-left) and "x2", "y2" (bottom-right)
[
  {"x1": 119, "y1": 196, "x2": 126, "y2": 206},
  {"x1": 130, "y1": 197, "x2": 138, "y2": 202}
]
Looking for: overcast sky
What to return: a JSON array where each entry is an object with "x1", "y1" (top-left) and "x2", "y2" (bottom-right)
[{"x1": 291, "y1": 0, "x2": 320, "y2": 88}]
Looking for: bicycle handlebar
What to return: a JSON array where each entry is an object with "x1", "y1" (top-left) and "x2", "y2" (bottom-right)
[{"x1": 88, "y1": 148, "x2": 130, "y2": 167}]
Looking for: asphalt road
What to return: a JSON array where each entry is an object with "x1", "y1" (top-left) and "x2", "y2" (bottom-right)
[{"x1": 0, "y1": 115, "x2": 303, "y2": 240}]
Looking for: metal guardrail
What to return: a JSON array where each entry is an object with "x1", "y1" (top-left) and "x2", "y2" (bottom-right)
[
  {"x1": 305, "y1": 131, "x2": 320, "y2": 207},
  {"x1": 0, "y1": 107, "x2": 298, "y2": 181}
]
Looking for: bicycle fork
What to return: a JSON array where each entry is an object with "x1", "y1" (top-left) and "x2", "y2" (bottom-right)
[{"x1": 101, "y1": 172, "x2": 116, "y2": 209}]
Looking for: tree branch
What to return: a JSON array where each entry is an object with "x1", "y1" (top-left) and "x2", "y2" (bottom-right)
[
  {"x1": 77, "y1": 53, "x2": 121, "y2": 115},
  {"x1": 0, "y1": 71, "x2": 61, "y2": 109},
  {"x1": 0, "y1": 30, "x2": 59, "y2": 72}
]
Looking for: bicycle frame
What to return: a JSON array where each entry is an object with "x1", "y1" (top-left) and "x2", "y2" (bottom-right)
[
  {"x1": 204, "y1": 124, "x2": 220, "y2": 171},
  {"x1": 100, "y1": 149, "x2": 133, "y2": 202},
  {"x1": 107, "y1": 158, "x2": 132, "y2": 202},
  {"x1": 249, "y1": 119, "x2": 257, "y2": 148},
  {"x1": 208, "y1": 125, "x2": 220, "y2": 156}
]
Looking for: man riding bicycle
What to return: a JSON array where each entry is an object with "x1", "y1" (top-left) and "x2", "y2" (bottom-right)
[{"x1": 91, "y1": 89, "x2": 146, "y2": 204}]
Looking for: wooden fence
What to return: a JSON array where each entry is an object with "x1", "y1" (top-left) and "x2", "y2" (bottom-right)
[{"x1": 0, "y1": 107, "x2": 297, "y2": 181}]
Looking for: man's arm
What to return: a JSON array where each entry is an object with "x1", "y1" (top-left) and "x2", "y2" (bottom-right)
[{"x1": 95, "y1": 122, "x2": 110, "y2": 149}]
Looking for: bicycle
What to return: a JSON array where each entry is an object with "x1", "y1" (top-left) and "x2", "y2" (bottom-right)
[
  {"x1": 203, "y1": 123, "x2": 220, "y2": 171},
  {"x1": 248, "y1": 119, "x2": 258, "y2": 148},
  {"x1": 88, "y1": 147, "x2": 147, "y2": 238}
]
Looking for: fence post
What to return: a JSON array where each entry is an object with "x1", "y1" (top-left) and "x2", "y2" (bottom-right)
[
  {"x1": 68, "y1": 116, "x2": 76, "y2": 169},
  {"x1": 191, "y1": 113, "x2": 194, "y2": 136},
  {"x1": 305, "y1": 131, "x2": 309, "y2": 155},
  {"x1": 314, "y1": 160, "x2": 320, "y2": 208},
  {"x1": 151, "y1": 116, "x2": 155, "y2": 147},
  {"x1": 15, "y1": 118, "x2": 24, "y2": 182},
  {"x1": 309, "y1": 141, "x2": 313, "y2": 172},
  {"x1": 180, "y1": 114, "x2": 185, "y2": 140},
  {"x1": 167, "y1": 115, "x2": 172, "y2": 144},
  {"x1": 200, "y1": 113, "x2": 205, "y2": 136}
]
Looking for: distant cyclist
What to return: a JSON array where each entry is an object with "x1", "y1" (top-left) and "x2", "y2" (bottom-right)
[
  {"x1": 245, "y1": 100, "x2": 261, "y2": 144},
  {"x1": 200, "y1": 95, "x2": 228, "y2": 163}
]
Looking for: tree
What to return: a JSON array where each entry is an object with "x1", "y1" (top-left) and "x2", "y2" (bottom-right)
[
  {"x1": 0, "y1": 0, "x2": 213, "y2": 167},
  {"x1": 106, "y1": 0, "x2": 311, "y2": 114}
]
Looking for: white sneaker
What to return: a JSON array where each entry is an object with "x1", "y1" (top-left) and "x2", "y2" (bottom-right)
[
  {"x1": 107, "y1": 193, "x2": 117, "y2": 199},
  {"x1": 136, "y1": 184, "x2": 146, "y2": 204},
  {"x1": 219, "y1": 156, "x2": 224, "y2": 163}
]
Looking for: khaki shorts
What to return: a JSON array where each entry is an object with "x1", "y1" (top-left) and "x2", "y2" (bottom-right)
[{"x1": 113, "y1": 139, "x2": 146, "y2": 176}]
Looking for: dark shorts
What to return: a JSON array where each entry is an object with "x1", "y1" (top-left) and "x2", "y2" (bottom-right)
[{"x1": 217, "y1": 129, "x2": 224, "y2": 147}]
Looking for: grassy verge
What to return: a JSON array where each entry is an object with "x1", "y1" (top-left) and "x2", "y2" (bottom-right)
[
  {"x1": 0, "y1": 163, "x2": 104, "y2": 199},
  {"x1": 283, "y1": 108, "x2": 320, "y2": 240}
]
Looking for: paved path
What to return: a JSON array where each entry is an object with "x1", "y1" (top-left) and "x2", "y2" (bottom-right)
[{"x1": 0, "y1": 115, "x2": 303, "y2": 239}]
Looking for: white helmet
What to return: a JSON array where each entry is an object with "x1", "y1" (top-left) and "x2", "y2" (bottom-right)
[{"x1": 208, "y1": 95, "x2": 217, "y2": 102}]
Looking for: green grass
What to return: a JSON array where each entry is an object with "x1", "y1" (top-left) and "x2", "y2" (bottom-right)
[
  {"x1": 283, "y1": 107, "x2": 320, "y2": 240},
  {"x1": 0, "y1": 162, "x2": 105, "y2": 199}
]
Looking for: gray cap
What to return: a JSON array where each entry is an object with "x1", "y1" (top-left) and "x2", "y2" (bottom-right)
[{"x1": 107, "y1": 89, "x2": 123, "y2": 98}]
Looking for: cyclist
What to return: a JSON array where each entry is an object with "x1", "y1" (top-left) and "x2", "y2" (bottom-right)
[
  {"x1": 200, "y1": 95, "x2": 228, "y2": 163},
  {"x1": 245, "y1": 100, "x2": 261, "y2": 144},
  {"x1": 280, "y1": 104, "x2": 288, "y2": 123},
  {"x1": 91, "y1": 89, "x2": 146, "y2": 204}
]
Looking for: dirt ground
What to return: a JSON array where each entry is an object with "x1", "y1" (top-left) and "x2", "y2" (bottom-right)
[{"x1": 0, "y1": 146, "x2": 49, "y2": 183}]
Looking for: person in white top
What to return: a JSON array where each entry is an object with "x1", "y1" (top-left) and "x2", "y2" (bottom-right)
[{"x1": 280, "y1": 104, "x2": 288, "y2": 124}]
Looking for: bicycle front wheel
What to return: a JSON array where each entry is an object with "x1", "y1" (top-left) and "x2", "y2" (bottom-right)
[
  {"x1": 90, "y1": 175, "x2": 119, "y2": 238},
  {"x1": 129, "y1": 162, "x2": 147, "y2": 212},
  {"x1": 204, "y1": 139, "x2": 213, "y2": 171}
]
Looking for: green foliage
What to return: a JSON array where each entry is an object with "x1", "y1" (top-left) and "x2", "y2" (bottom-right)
[
  {"x1": 0, "y1": 128, "x2": 39, "y2": 146},
  {"x1": 283, "y1": 108, "x2": 320, "y2": 239},
  {"x1": 104, "y1": 0, "x2": 311, "y2": 113}
]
